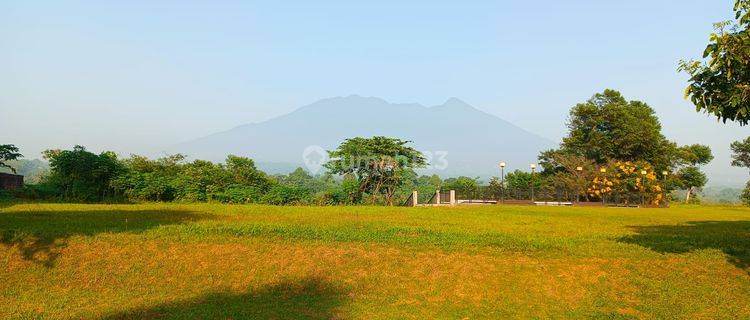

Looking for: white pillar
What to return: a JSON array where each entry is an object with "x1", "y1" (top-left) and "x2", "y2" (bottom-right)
[
  {"x1": 411, "y1": 191, "x2": 418, "y2": 207},
  {"x1": 449, "y1": 190, "x2": 456, "y2": 205},
  {"x1": 435, "y1": 190, "x2": 441, "y2": 204}
]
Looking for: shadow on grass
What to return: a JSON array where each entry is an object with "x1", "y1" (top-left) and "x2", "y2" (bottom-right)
[
  {"x1": 100, "y1": 276, "x2": 347, "y2": 320},
  {"x1": 0, "y1": 207, "x2": 210, "y2": 267},
  {"x1": 618, "y1": 221, "x2": 750, "y2": 271}
]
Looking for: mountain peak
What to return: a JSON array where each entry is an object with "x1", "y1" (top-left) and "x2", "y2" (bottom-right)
[
  {"x1": 436, "y1": 97, "x2": 474, "y2": 111},
  {"x1": 178, "y1": 96, "x2": 554, "y2": 177}
]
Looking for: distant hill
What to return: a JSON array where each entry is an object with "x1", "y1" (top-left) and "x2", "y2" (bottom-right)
[
  {"x1": 0, "y1": 159, "x2": 49, "y2": 184},
  {"x1": 174, "y1": 95, "x2": 555, "y2": 178}
]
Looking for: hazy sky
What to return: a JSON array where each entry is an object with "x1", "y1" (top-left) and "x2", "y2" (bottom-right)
[{"x1": 2, "y1": 0, "x2": 749, "y2": 186}]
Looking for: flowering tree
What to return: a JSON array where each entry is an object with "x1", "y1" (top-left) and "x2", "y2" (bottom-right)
[{"x1": 588, "y1": 161, "x2": 665, "y2": 206}]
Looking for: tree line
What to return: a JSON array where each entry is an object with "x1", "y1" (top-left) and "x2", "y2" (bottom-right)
[{"x1": 4, "y1": 88, "x2": 750, "y2": 205}]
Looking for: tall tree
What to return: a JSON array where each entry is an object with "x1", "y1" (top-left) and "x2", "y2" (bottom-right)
[
  {"x1": 551, "y1": 89, "x2": 677, "y2": 170},
  {"x1": 325, "y1": 136, "x2": 426, "y2": 205},
  {"x1": 731, "y1": 136, "x2": 750, "y2": 168},
  {"x1": 679, "y1": 0, "x2": 750, "y2": 125},
  {"x1": 675, "y1": 144, "x2": 714, "y2": 203},
  {"x1": 0, "y1": 144, "x2": 23, "y2": 174},
  {"x1": 731, "y1": 137, "x2": 750, "y2": 206},
  {"x1": 43, "y1": 145, "x2": 125, "y2": 201}
]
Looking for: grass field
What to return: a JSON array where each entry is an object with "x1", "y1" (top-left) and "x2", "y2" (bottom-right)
[{"x1": 1, "y1": 203, "x2": 749, "y2": 319}]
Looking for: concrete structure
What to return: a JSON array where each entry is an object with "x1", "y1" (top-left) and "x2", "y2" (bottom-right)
[
  {"x1": 410, "y1": 191, "x2": 418, "y2": 207},
  {"x1": 0, "y1": 173, "x2": 23, "y2": 190}
]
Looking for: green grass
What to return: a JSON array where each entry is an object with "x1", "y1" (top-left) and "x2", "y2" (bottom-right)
[{"x1": 1, "y1": 203, "x2": 749, "y2": 319}]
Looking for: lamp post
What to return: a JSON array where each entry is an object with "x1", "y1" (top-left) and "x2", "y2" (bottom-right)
[
  {"x1": 499, "y1": 162, "x2": 506, "y2": 204},
  {"x1": 599, "y1": 167, "x2": 607, "y2": 205},
  {"x1": 640, "y1": 170, "x2": 648, "y2": 206},
  {"x1": 662, "y1": 170, "x2": 669, "y2": 206},
  {"x1": 530, "y1": 163, "x2": 536, "y2": 202},
  {"x1": 575, "y1": 166, "x2": 583, "y2": 203}
]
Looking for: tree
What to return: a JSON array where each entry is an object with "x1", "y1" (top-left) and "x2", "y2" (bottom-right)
[
  {"x1": 172, "y1": 159, "x2": 230, "y2": 202},
  {"x1": 742, "y1": 181, "x2": 750, "y2": 206},
  {"x1": 679, "y1": 0, "x2": 750, "y2": 125},
  {"x1": 325, "y1": 136, "x2": 427, "y2": 205},
  {"x1": 676, "y1": 166, "x2": 708, "y2": 203},
  {"x1": 539, "y1": 152, "x2": 596, "y2": 201},
  {"x1": 731, "y1": 136, "x2": 750, "y2": 168},
  {"x1": 672, "y1": 144, "x2": 713, "y2": 203},
  {"x1": 731, "y1": 137, "x2": 750, "y2": 206},
  {"x1": 554, "y1": 90, "x2": 677, "y2": 170},
  {"x1": 443, "y1": 176, "x2": 479, "y2": 197},
  {"x1": 503, "y1": 170, "x2": 542, "y2": 200},
  {"x1": 43, "y1": 145, "x2": 125, "y2": 201},
  {"x1": 677, "y1": 144, "x2": 714, "y2": 166},
  {"x1": 0, "y1": 144, "x2": 23, "y2": 174},
  {"x1": 225, "y1": 155, "x2": 270, "y2": 190},
  {"x1": 111, "y1": 154, "x2": 185, "y2": 201}
]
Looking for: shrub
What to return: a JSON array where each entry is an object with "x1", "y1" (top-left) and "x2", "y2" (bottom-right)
[
  {"x1": 210, "y1": 185, "x2": 264, "y2": 204},
  {"x1": 742, "y1": 181, "x2": 750, "y2": 206},
  {"x1": 260, "y1": 185, "x2": 312, "y2": 205}
]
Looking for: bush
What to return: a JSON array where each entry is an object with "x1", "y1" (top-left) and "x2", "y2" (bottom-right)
[
  {"x1": 13, "y1": 184, "x2": 60, "y2": 201},
  {"x1": 742, "y1": 181, "x2": 750, "y2": 206},
  {"x1": 210, "y1": 185, "x2": 264, "y2": 204},
  {"x1": 0, "y1": 189, "x2": 12, "y2": 201},
  {"x1": 260, "y1": 185, "x2": 312, "y2": 205}
]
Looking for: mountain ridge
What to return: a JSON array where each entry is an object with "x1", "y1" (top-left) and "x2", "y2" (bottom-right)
[{"x1": 173, "y1": 96, "x2": 555, "y2": 177}]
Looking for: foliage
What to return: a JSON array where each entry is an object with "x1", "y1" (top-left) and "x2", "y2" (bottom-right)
[
  {"x1": 731, "y1": 137, "x2": 750, "y2": 207},
  {"x1": 676, "y1": 166, "x2": 708, "y2": 202},
  {"x1": 588, "y1": 161, "x2": 665, "y2": 205},
  {"x1": 42, "y1": 146, "x2": 125, "y2": 202},
  {"x1": 260, "y1": 184, "x2": 312, "y2": 205},
  {"x1": 0, "y1": 144, "x2": 23, "y2": 174},
  {"x1": 676, "y1": 144, "x2": 714, "y2": 166},
  {"x1": 325, "y1": 136, "x2": 426, "y2": 205},
  {"x1": 442, "y1": 176, "x2": 479, "y2": 196},
  {"x1": 554, "y1": 90, "x2": 677, "y2": 170},
  {"x1": 742, "y1": 181, "x2": 750, "y2": 206},
  {"x1": 501, "y1": 170, "x2": 543, "y2": 199},
  {"x1": 542, "y1": 90, "x2": 711, "y2": 203},
  {"x1": 679, "y1": 0, "x2": 750, "y2": 125},
  {"x1": 731, "y1": 136, "x2": 750, "y2": 168},
  {"x1": 112, "y1": 154, "x2": 272, "y2": 203},
  {"x1": 539, "y1": 152, "x2": 596, "y2": 201},
  {"x1": 111, "y1": 154, "x2": 185, "y2": 201}
]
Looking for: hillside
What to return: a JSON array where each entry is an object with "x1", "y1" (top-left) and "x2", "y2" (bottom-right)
[{"x1": 175, "y1": 96, "x2": 554, "y2": 177}]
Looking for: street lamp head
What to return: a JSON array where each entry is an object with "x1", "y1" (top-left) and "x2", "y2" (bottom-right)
[
  {"x1": 576, "y1": 166, "x2": 583, "y2": 171},
  {"x1": 499, "y1": 162, "x2": 506, "y2": 168}
]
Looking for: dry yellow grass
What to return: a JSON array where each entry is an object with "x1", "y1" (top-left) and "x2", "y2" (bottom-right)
[{"x1": 1, "y1": 203, "x2": 748, "y2": 319}]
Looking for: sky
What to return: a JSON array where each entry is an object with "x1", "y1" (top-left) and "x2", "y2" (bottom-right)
[{"x1": 2, "y1": 0, "x2": 749, "y2": 186}]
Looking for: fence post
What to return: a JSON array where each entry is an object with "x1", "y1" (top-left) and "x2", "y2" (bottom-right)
[
  {"x1": 449, "y1": 190, "x2": 456, "y2": 205},
  {"x1": 411, "y1": 191, "x2": 418, "y2": 207},
  {"x1": 435, "y1": 190, "x2": 441, "y2": 204}
]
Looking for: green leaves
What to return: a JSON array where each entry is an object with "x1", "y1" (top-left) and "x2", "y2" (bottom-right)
[
  {"x1": 325, "y1": 136, "x2": 427, "y2": 205},
  {"x1": 681, "y1": 1, "x2": 750, "y2": 125},
  {"x1": 557, "y1": 89, "x2": 675, "y2": 170},
  {"x1": 0, "y1": 144, "x2": 23, "y2": 174},
  {"x1": 731, "y1": 136, "x2": 750, "y2": 169}
]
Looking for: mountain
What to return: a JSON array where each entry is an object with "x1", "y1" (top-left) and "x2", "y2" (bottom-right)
[{"x1": 173, "y1": 95, "x2": 555, "y2": 178}]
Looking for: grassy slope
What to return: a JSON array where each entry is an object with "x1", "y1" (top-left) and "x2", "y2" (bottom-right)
[{"x1": 1, "y1": 203, "x2": 748, "y2": 319}]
